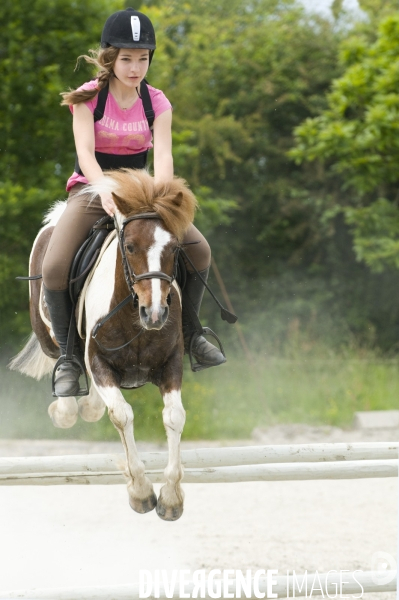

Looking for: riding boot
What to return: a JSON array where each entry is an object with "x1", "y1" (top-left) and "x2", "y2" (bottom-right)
[
  {"x1": 182, "y1": 267, "x2": 226, "y2": 368},
  {"x1": 43, "y1": 285, "x2": 82, "y2": 397}
]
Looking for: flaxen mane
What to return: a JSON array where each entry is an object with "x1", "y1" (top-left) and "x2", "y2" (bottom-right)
[{"x1": 86, "y1": 169, "x2": 198, "y2": 242}]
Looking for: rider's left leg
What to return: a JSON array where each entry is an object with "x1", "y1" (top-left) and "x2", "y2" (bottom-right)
[
  {"x1": 181, "y1": 225, "x2": 226, "y2": 369},
  {"x1": 42, "y1": 184, "x2": 107, "y2": 395},
  {"x1": 43, "y1": 285, "x2": 82, "y2": 397},
  {"x1": 182, "y1": 266, "x2": 226, "y2": 368}
]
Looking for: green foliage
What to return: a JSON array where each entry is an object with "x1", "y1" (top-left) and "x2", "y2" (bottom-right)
[
  {"x1": 344, "y1": 199, "x2": 399, "y2": 271},
  {"x1": 358, "y1": 0, "x2": 398, "y2": 19},
  {"x1": 290, "y1": 13, "x2": 399, "y2": 274},
  {"x1": 291, "y1": 15, "x2": 399, "y2": 193},
  {"x1": 0, "y1": 181, "x2": 58, "y2": 338},
  {"x1": 0, "y1": 0, "x2": 121, "y2": 186},
  {"x1": 0, "y1": 0, "x2": 121, "y2": 339},
  {"x1": 192, "y1": 187, "x2": 237, "y2": 237},
  {"x1": 148, "y1": 0, "x2": 343, "y2": 280}
]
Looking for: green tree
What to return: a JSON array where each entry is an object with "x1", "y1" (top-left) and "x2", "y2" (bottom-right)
[
  {"x1": 290, "y1": 13, "x2": 399, "y2": 272},
  {"x1": 148, "y1": 0, "x2": 343, "y2": 279}
]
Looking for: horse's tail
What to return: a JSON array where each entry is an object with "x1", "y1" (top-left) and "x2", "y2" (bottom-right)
[{"x1": 8, "y1": 332, "x2": 55, "y2": 380}]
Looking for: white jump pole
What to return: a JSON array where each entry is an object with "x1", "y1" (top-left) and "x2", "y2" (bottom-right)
[
  {"x1": 0, "y1": 441, "x2": 397, "y2": 477},
  {"x1": 0, "y1": 458, "x2": 396, "y2": 486},
  {"x1": 0, "y1": 570, "x2": 395, "y2": 599}
]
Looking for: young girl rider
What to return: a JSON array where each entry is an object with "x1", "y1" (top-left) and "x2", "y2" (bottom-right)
[{"x1": 41, "y1": 7, "x2": 225, "y2": 398}]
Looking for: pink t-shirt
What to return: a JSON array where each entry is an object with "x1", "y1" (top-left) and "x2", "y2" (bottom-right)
[{"x1": 66, "y1": 79, "x2": 172, "y2": 191}]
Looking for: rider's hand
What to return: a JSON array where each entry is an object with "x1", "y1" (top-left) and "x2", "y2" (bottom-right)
[{"x1": 101, "y1": 193, "x2": 116, "y2": 217}]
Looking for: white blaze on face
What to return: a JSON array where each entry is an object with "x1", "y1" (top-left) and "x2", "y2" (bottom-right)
[{"x1": 147, "y1": 225, "x2": 171, "y2": 322}]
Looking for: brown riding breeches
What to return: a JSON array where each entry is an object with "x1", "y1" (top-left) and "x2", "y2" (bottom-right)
[{"x1": 42, "y1": 183, "x2": 211, "y2": 291}]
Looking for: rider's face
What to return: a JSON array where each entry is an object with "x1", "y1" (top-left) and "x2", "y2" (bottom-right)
[{"x1": 113, "y1": 48, "x2": 150, "y2": 87}]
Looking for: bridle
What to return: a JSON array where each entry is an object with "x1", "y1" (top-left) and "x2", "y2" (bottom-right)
[
  {"x1": 116, "y1": 212, "x2": 179, "y2": 306},
  {"x1": 92, "y1": 211, "x2": 180, "y2": 351}
]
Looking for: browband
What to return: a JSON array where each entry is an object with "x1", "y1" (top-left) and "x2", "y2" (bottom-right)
[{"x1": 122, "y1": 212, "x2": 161, "y2": 225}]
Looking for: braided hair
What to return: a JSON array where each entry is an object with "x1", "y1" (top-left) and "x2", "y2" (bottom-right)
[{"x1": 60, "y1": 46, "x2": 120, "y2": 106}]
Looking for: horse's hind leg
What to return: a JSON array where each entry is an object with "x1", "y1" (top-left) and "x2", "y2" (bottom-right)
[
  {"x1": 157, "y1": 385, "x2": 186, "y2": 521},
  {"x1": 92, "y1": 379, "x2": 156, "y2": 513},
  {"x1": 78, "y1": 385, "x2": 106, "y2": 422},
  {"x1": 48, "y1": 396, "x2": 78, "y2": 429},
  {"x1": 49, "y1": 384, "x2": 106, "y2": 428}
]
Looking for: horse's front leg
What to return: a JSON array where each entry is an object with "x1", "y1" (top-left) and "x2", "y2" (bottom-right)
[
  {"x1": 157, "y1": 358, "x2": 186, "y2": 521},
  {"x1": 91, "y1": 365, "x2": 157, "y2": 514}
]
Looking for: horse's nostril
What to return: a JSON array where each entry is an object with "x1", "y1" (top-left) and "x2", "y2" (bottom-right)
[
  {"x1": 161, "y1": 306, "x2": 169, "y2": 323},
  {"x1": 140, "y1": 305, "x2": 169, "y2": 327}
]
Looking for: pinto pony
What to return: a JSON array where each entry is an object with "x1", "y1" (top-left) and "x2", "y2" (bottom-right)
[{"x1": 10, "y1": 169, "x2": 198, "y2": 521}]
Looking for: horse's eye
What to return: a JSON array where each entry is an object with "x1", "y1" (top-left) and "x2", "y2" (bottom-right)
[{"x1": 125, "y1": 244, "x2": 134, "y2": 254}]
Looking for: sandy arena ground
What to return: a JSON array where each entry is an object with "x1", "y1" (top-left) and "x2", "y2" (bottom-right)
[{"x1": 0, "y1": 425, "x2": 396, "y2": 597}]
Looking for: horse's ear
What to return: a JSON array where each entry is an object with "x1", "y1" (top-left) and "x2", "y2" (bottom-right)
[
  {"x1": 112, "y1": 192, "x2": 130, "y2": 214},
  {"x1": 173, "y1": 191, "x2": 183, "y2": 207}
]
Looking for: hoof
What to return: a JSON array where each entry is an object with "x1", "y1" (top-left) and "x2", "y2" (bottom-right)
[
  {"x1": 129, "y1": 492, "x2": 157, "y2": 514},
  {"x1": 156, "y1": 484, "x2": 184, "y2": 521},
  {"x1": 156, "y1": 501, "x2": 184, "y2": 521},
  {"x1": 78, "y1": 395, "x2": 105, "y2": 422},
  {"x1": 48, "y1": 397, "x2": 78, "y2": 429}
]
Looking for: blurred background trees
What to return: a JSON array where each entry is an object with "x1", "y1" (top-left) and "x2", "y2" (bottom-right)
[
  {"x1": 0, "y1": 0, "x2": 119, "y2": 338},
  {"x1": 2, "y1": 0, "x2": 399, "y2": 354}
]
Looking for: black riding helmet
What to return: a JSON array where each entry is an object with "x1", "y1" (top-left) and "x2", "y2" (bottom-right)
[{"x1": 101, "y1": 7, "x2": 156, "y2": 64}]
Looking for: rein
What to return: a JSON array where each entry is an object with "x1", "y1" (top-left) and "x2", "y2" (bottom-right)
[{"x1": 93, "y1": 324, "x2": 144, "y2": 353}]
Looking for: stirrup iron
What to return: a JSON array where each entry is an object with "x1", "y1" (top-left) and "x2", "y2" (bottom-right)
[
  {"x1": 51, "y1": 354, "x2": 89, "y2": 397},
  {"x1": 188, "y1": 327, "x2": 226, "y2": 373}
]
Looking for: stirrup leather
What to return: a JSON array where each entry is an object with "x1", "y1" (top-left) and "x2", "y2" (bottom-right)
[{"x1": 188, "y1": 327, "x2": 226, "y2": 373}]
